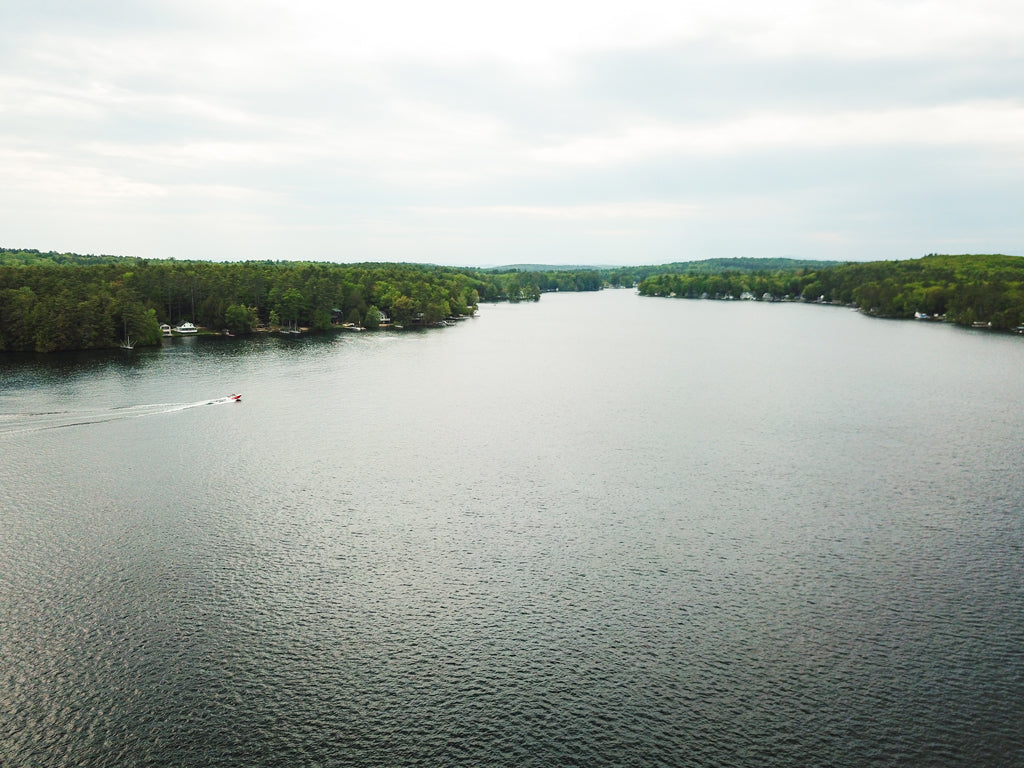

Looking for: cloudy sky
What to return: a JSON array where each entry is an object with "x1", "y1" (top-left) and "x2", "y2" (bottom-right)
[{"x1": 2, "y1": 0, "x2": 1022, "y2": 266}]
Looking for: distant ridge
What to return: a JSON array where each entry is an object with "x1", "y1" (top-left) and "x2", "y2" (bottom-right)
[
  {"x1": 3, "y1": 248, "x2": 839, "y2": 274},
  {"x1": 488, "y1": 258, "x2": 842, "y2": 274},
  {"x1": 488, "y1": 264, "x2": 621, "y2": 272}
]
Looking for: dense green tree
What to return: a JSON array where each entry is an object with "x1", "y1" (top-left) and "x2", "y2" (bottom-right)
[
  {"x1": 224, "y1": 304, "x2": 258, "y2": 334},
  {"x1": 364, "y1": 305, "x2": 382, "y2": 330},
  {"x1": 391, "y1": 295, "x2": 415, "y2": 327},
  {"x1": 310, "y1": 308, "x2": 333, "y2": 332}
]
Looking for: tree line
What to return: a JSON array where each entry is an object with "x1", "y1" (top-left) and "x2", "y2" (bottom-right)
[
  {"x1": 0, "y1": 249, "x2": 589, "y2": 352},
  {"x1": 4, "y1": 248, "x2": 1022, "y2": 352},
  {"x1": 637, "y1": 254, "x2": 1024, "y2": 330}
]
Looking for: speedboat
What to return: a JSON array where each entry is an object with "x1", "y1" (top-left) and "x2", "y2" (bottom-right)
[{"x1": 229, "y1": 394, "x2": 242, "y2": 402}]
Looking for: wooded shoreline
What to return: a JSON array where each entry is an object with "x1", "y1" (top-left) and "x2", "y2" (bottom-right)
[
  {"x1": 2, "y1": 249, "x2": 1022, "y2": 352},
  {"x1": 636, "y1": 253, "x2": 1024, "y2": 333}
]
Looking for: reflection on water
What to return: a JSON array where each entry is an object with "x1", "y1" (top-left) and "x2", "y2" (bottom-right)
[{"x1": 2, "y1": 292, "x2": 1023, "y2": 767}]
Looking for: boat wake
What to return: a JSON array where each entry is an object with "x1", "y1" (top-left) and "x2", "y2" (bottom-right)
[
  {"x1": 0, "y1": 396, "x2": 241, "y2": 435},
  {"x1": 164, "y1": 395, "x2": 241, "y2": 411}
]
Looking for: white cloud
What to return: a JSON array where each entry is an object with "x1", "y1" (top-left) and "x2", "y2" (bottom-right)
[
  {"x1": 710, "y1": 0, "x2": 1024, "y2": 57},
  {"x1": 183, "y1": 0, "x2": 1024, "y2": 66},
  {"x1": 85, "y1": 140, "x2": 296, "y2": 169},
  {"x1": 414, "y1": 202, "x2": 706, "y2": 221},
  {"x1": 531, "y1": 101, "x2": 1024, "y2": 167},
  {"x1": 0, "y1": 149, "x2": 167, "y2": 200},
  {"x1": 1, "y1": 0, "x2": 1023, "y2": 263}
]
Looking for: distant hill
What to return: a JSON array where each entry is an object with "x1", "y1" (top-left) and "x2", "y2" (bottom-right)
[
  {"x1": 490, "y1": 258, "x2": 840, "y2": 274},
  {"x1": 4, "y1": 249, "x2": 837, "y2": 274},
  {"x1": 488, "y1": 264, "x2": 621, "y2": 272}
]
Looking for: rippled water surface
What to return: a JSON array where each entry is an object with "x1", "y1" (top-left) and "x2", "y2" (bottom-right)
[{"x1": 2, "y1": 291, "x2": 1023, "y2": 767}]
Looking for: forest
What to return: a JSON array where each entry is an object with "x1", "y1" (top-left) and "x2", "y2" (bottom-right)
[
  {"x1": 637, "y1": 254, "x2": 1024, "y2": 331},
  {"x1": 0, "y1": 248, "x2": 611, "y2": 352},
  {"x1": 2, "y1": 249, "x2": 1023, "y2": 352}
]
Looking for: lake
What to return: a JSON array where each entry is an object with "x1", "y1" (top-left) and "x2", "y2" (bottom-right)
[{"x1": 2, "y1": 289, "x2": 1023, "y2": 767}]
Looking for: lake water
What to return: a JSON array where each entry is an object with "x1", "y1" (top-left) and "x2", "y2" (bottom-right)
[{"x1": 2, "y1": 289, "x2": 1023, "y2": 767}]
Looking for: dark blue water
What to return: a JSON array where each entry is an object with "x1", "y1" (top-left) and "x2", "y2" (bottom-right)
[{"x1": 2, "y1": 291, "x2": 1023, "y2": 767}]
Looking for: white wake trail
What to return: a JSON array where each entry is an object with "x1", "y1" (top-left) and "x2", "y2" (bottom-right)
[{"x1": 0, "y1": 396, "x2": 240, "y2": 435}]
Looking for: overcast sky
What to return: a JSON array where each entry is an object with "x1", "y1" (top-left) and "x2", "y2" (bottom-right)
[{"x1": 2, "y1": 0, "x2": 1022, "y2": 266}]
